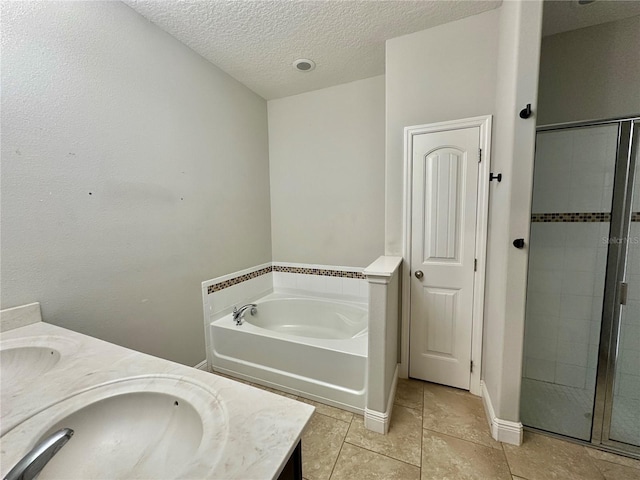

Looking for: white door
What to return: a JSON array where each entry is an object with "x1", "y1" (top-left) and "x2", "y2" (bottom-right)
[{"x1": 409, "y1": 126, "x2": 480, "y2": 390}]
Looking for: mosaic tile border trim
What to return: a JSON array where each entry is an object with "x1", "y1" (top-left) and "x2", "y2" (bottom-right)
[
  {"x1": 208, "y1": 266, "x2": 273, "y2": 294},
  {"x1": 273, "y1": 265, "x2": 365, "y2": 279},
  {"x1": 207, "y1": 265, "x2": 366, "y2": 294},
  {"x1": 531, "y1": 212, "x2": 640, "y2": 222}
]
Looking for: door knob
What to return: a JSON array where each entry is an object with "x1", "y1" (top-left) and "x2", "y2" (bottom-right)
[{"x1": 415, "y1": 270, "x2": 424, "y2": 279}]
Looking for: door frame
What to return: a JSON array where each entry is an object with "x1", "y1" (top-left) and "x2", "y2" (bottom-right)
[{"x1": 400, "y1": 115, "x2": 492, "y2": 396}]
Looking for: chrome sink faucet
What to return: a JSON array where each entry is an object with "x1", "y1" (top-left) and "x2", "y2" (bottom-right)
[
  {"x1": 232, "y1": 304, "x2": 257, "y2": 325},
  {"x1": 4, "y1": 428, "x2": 74, "y2": 480}
]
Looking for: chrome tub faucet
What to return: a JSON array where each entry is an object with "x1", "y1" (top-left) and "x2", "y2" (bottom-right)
[{"x1": 232, "y1": 304, "x2": 257, "y2": 325}]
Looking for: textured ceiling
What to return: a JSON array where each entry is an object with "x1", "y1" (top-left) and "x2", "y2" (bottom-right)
[
  {"x1": 124, "y1": 0, "x2": 501, "y2": 100},
  {"x1": 542, "y1": 0, "x2": 640, "y2": 37},
  {"x1": 125, "y1": 1, "x2": 640, "y2": 99}
]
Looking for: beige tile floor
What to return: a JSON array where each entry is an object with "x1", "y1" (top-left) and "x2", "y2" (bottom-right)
[{"x1": 216, "y1": 373, "x2": 640, "y2": 480}]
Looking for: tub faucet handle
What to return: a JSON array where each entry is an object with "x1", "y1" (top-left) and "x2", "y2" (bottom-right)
[{"x1": 232, "y1": 303, "x2": 257, "y2": 325}]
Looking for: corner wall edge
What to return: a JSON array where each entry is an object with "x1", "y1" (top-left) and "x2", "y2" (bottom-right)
[{"x1": 480, "y1": 380, "x2": 523, "y2": 446}]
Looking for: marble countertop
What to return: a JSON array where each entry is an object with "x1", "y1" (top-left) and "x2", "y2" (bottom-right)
[{"x1": 0, "y1": 310, "x2": 314, "y2": 479}]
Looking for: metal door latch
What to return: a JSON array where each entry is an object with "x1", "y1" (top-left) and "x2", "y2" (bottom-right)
[{"x1": 620, "y1": 282, "x2": 628, "y2": 305}]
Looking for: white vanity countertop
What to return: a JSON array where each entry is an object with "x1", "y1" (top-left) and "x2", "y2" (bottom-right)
[{"x1": 0, "y1": 320, "x2": 314, "y2": 479}]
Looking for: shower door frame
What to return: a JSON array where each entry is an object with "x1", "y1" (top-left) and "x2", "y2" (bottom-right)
[{"x1": 535, "y1": 116, "x2": 640, "y2": 458}]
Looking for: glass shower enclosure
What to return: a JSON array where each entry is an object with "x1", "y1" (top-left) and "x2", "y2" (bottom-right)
[{"x1": 521, "y1": 117, "x2": 639, "y2": 457}]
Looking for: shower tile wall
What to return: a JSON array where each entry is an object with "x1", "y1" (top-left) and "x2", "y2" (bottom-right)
[
  {"x1": 525, "y1": 126, "x2": 618, "y2": 390},
  {"x1": 525, "y1": 222, "x2": 609, "y2": 389},
  {"x1": 522, "y1": 124, "x2": 619, "y2": 440}
]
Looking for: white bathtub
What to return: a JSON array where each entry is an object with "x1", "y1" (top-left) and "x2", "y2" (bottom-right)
[{"x1": 209, "y1": 293, "x2": 368, "y2": 413}]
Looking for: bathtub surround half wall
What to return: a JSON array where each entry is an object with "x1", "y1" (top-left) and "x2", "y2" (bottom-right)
[
  {"x1": 202, "y1": 261, "x2": 369, "y2": 383},
  {"x1": 363, "y1": 256, "x2": 402, "y2": 434},
  {"x1": 0, "y1": 1, "x2": 272, "y2": 366},
  {"x1": 202, "y1": 256, "x2": 401, "y2": 433},
  {"x1": 202, "y1": 261, "x2": 369, "y2": 413}
]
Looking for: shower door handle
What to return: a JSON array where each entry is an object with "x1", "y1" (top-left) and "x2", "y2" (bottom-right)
[
  {"x1": 620, "y1": 282, "x2": 628, "y2": 305},
  {"x1": 414, "y1": 270, "x2": 424, "y2": 279}
]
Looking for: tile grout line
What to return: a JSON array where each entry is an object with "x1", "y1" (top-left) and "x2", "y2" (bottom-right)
[
  {"x1": 342, "y1": 439, "x2": 423, "y2": 470},
  {"x1": 596, "y1": 456, "x2": 640, "y2": 471},
  {"x1": 420, "y1": 383, "x2": 424, "y2": 472},
  {"x1": 499, "y1": 442, "x2": 516, "y2": 479},
  {"x1": 312, "y1": 410, "x2": 351, "y2": 427},
  {"x1": 327, "y1": 414, "x2": 353, "y2": 480},
  {"x1": 583, "y1": 448, "x2": 612, "y2": 480},
  {"x1": 327, "y1": 442, "x2": 345, "y2": 480},
  {"x1": 420, "y1": 426, "x2": 503, "y2": 452},
  {"x1": 334, "y1": 395, "x2": 425, "y2": 471},
  {"x1": 500, "y1": 442, "x2": 512, "y2": 477}
]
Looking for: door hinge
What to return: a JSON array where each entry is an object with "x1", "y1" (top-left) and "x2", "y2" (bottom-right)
[
  {"x1": 478, "y1": 148, "x2": 482, "y2": 163},
  {"x1": 474, "y1": 258, "x2": 477, "y2": 272},
  {"x1": 470, "y1": 360, "x2": 474, "y2": 373},
  {"x1": 620, "y1": 282, "x2": 628, "y2": 305}
]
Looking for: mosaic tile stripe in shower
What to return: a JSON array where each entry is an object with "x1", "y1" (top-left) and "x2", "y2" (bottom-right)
[
  {"x1": 531, "y1": 212, "x2": 611, "y2": 223},
  {"x1": 273, "y1": 265, "x2": 365, "y2": 279},
  {"x1": 207, "y1": 266, "x2": 273, "y2": 294},
  {"x1": 531, "y1": 212, "x2": 640, "y2": 222}
]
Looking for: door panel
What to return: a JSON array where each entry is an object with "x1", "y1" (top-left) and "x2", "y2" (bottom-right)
[
  {"x1": 409, "y1": 127, "x2": 479, "y2": 389},
  {"x1": 424, "y1": 150, "x2": 463, "y2": 262},
  {"x1": 423, "y1": 286, "x2": 459, "y2": 356}
]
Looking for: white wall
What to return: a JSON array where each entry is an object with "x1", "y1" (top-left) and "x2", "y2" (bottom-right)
[
  {"x1": 268, "y1": 76, "x2": 385, "y2": 268},
  {"x1": 0, "y1": 1, "x2": 272, "y2": 366},
  {"x1": 537, "y1": 15, "x2": 640, "y2": 125},
  {"x1": 385, "y1": 10, "x2": 500, "y2": 256},
  {"x1": 386, "y1": 1, "x2": 543, "y2": 426},
  {"x1": 482, "y1": 0, "x2": 543, "y2": 423}
]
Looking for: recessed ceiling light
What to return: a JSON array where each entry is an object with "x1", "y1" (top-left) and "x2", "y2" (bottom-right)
[
  {"x1": 577, "y1": 0, "x2": 596, "y2": 5},
  {"x1": 293, "y1": 59, "x2": 316, "y2": 72}
]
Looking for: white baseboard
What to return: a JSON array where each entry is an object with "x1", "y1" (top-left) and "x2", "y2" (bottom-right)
[
  {"x1": 480, "y1": 380, "x2": 523, "y2": 446},
  {"x1": 364, "y1": 364, "x2": 399, "y2": 434},
  {"x1": 193, "y1": 360, "x2": 208, "y2": 371}
]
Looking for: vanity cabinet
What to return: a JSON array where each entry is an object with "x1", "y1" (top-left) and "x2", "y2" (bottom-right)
[{"x1": 277, "y1": 441, "x2": 302, "y2": 480}]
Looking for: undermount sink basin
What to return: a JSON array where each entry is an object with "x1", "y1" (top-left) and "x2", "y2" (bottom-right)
[
  {"x1": 1, "y1": 375, "x2": 228, "y2": 480},
  {"x1": 0, "y1": 336, "x2": 78, "y2": 388},
  {"x1": 1, "y1": 346, "x2": 61, "y2": 382},
  {"x1": 1, "y1": 336, "x2": 80, "y2": 435}
]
